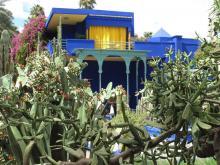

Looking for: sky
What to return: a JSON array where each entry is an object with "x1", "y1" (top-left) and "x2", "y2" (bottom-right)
[{"x1": 5, "y1": 0, "x2": 212, "y2": 38}]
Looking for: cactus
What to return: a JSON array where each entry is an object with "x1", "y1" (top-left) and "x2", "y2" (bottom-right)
[
  {"x1": 36, "y1": 32, "x2": 41, "y2": 56},
  {"x1": 57, "y1": 16, "x2": 62, "y2": 56},
  {"x1": 54, "y1": 17, "x2": 67, "y2": 68},
  {"x1": 0, "y1": 30, "x2": 13, "y2": 77}
]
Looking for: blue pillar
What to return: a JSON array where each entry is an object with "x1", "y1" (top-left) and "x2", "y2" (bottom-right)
[
  {"x1": 97, "y1": 57, "x2": 104, "y2": 91},
  {"x1": 98, "y1": 69, "x2": 102, "y2": 91},
  {"x1": 173, "y1": 35, "x2": 183, "y2": 54},
  {"x1": 136, "y1": 60, "x2": 139, "y2": 104},
  {"x1": 124, "y1": 57, "x2": 131, "y2": 103}
]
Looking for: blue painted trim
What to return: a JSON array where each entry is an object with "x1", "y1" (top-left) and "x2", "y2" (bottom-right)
[
  {"x1": 131, "y1": 12, "x2": 134, "y2": 36},
  {"x1": 46, "y1": 9, "x2": 54, "y2": 28},
  {"x1": 46, "y1": 8, "x2": 134, "y2": 28}
]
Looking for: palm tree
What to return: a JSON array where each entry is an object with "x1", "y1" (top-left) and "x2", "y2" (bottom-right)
[
  {"x1": 28, "y1": 4, "x2": 45, "y2": 20},
  {"x1": 209, "y1": 0, "x2": 220, "y2": 39},
  {"x1": 0, "y1": 0, "x2": 9, "y2": 15},
  {"x1": 0, "y1": 0, "x2": 9, "y2": 7},
  {"x1": 79, "y1": 0, "x2": 96, "y2": 9},
  {"x1": 0, "y1": 0, "x2": 17, "y2": 35}
]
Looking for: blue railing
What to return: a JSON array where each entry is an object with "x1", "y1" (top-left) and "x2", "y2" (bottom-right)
[
  {"x1": 47, "y1": 39, "x2": 95, "y2": 55},
  {"x1": 47, "y1": 39, "x2": 137, "y2": 55}
]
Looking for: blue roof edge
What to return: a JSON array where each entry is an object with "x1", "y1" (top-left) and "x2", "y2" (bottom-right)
[{"x1": 46, "y1": 8, "x2": 134, "y2": 28}]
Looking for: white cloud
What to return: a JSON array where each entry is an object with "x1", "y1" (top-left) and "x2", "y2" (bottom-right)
[{"x1": 5, "y1": 0, "x2": 212, "y2": 38}]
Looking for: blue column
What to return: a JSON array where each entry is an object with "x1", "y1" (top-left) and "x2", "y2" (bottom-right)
[
  {"x1": 136, "y1": 60, "x2": 139, "y2": 104},
  {"x1": 173, "y1": 35, "x2": 183, "y2": 54},
  {"x1": 97, "y1": 57, "x2": 104, "y2": 91},
  {"x1": 98, "y1": 69, "x2": 102, "y2": 91},
  {"x1": 124, "y1": 58, "x2": 131, "y2": 103},
  {"x1": 126, "y1": 71, "x2": 129, "y2": 103},
  {"x1": 144, "y1": 59, "x2": 147, "y2": 81}
]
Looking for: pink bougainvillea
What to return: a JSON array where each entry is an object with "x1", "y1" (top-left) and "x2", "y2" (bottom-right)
[
  {"x1": 10, "y1": 15, "x2": 46, "y2": 63},
  {"x1": 10, "y1": 33, "x2": 22, "y2": 61}
]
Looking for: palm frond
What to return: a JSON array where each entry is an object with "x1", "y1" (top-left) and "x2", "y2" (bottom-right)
[
  {"x1": 0, "y1": 0, "x2": 9, "y2": 7},
  {"x1": 79, "y1": 0, "x2": 96, "y2": 9}
]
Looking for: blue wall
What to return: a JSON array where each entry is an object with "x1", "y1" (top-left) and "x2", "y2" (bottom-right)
[
  {"x1": 82, "y1": 60, "x2": 152, "y2": 109},
  {"x1": 65, "y1": 39, "x2": 94, "y2": 55},
  {"x1": 82, "y1": 60, "x2": 99, "y2": 92},
  {"x1": 134, "y1": 36, "x2": 200, "y2": 58},
  {"x1": 182, "y1": 43, "x2": 200, "y2": 55},
  {"x1": 134, "y1": 42, "x2": 175, "y2": 58},
  {"x1": 62, "y1": 22, "x2": 86, "y2": 40}
]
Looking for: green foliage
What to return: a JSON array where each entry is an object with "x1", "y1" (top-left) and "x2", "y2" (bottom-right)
[
  {"x1": 136, "y1": 50, "x2": 220, "y2": 163},
  {"x1": 2, "y1": 36, "x2": 220, "y2": 164},
  {"x1": 0, "y1": 32, "x2": 150, "y2": 164},
  {"x1": 111, "y1": 110, "x2": 149, "y2": 127},
  {"x1": 79, "y1": 0, "x2": 96, "y2": 9},
  {"x1": 2, "y1": 40, "x2": 220, "y2": 165},
  {"x1": 196, "y1": 0, "x2": 220, "y2": 59},
  {"x1": 15, "y1": 43, "x2": 28, "y2": 65},
  {"x1": 28, "y1": 4, "x2": 45, "y2": 20},
  {"x1": 0, "y1": 29, "x2": 14, "y2": 163},
  {"x1": 0, "y1": 0, "x2": 17, "y2": 35},
  {"x1": 0, "y1": 30, "x2": 14, "y2": 77},
  {"x1": 0, "y1": 50, "x2": 91, "y2": 164},
  {"x1": 134, "y1": 157, "x2": 216, "y2": 165},
  {"x1": 195, "y1": 40, "x2": 215, "y2": 59},
  {"x1": 209, "y1": 0, "x2": 220, "y2": 40},
  {"x1": 0, "y1": 0, "x2": 9, "y2": 7},
  {"x1": 0, "y1": 28, "x2": 136, "y2": 164},
  {"x1": 133, "y1": 32, "x2": 153, "y2": 42}
]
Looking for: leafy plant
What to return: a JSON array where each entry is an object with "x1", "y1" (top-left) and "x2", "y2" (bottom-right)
[
  {"x1": 136, "y1": 50, "x2": 220, "y2": 164},
  {"x1": 0, "y1": 26, "x2": 133, "y2": 164}
]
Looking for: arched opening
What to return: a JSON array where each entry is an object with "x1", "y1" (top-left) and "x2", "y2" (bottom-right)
[
  {"x1": 81, "y1": 55, "x2": 99, "y2": 92},
  {"x1": 129, "y1": 57, "x2": 145, "y2": 109},
  {"x1": 138, "y1": 59, "x2": 145, "y2": 91},
  {"x1": 102, "y1": 56, "x2": 126, "y2": 90}
]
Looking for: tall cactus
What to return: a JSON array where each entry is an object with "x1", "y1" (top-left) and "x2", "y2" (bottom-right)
[
  {"x1": 57, "y1": 16, "x2": 62, "y2": 56},
  {"x1": 0, "y1": 30, "x2": 12, "y2": 77}
]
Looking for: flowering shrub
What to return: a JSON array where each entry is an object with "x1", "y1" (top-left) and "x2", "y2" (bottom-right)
[
  {"x1": 10, "y1": 33, "x2": 21, "y2": 60},
  {"x1": 10, "y1": 15, "x2": 46, "y2": 64}
]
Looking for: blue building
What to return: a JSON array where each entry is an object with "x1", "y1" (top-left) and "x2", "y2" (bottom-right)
[
  {"x1": 135, "y1": 28, "x2": 200, "y2": 58},
  {"x1": 46, "y1": 8, "x2": 200, "y2": 108}
]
